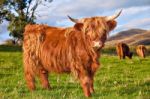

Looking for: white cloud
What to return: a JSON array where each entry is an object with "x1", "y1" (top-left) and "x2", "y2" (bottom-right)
[
  {"x1": 35, "y1": 0, "x2": 150, "y2": 27},
  {"x1": 121, "y1": 18, "x2": 150, "y2": 28},
  {"x1": 115, "y1": 18, "x2": 150, "y2": 34},
  {"x1": 118, "y1": 6, "x2": 150, "y2": 20}
]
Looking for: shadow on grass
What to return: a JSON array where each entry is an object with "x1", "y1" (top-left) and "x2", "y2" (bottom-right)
[{"x1": 0, "y1": 45, "x2": 22, "y2": 52}]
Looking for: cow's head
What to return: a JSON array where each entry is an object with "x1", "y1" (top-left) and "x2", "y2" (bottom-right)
[{"x1": 68, "y1": 10, "x2": 122, "y2": 49}]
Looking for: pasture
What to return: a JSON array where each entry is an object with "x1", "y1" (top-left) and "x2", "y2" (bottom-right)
[{"x1": 0, "y1": 45, "x2": 150, "y2": 99}]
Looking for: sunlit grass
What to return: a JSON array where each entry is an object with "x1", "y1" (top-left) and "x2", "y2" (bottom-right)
[{"x1": 0, "y1": 46, "x2": 150, "y2": 99}]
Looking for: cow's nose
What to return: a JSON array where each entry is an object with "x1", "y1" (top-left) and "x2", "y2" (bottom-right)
[{"x1": 93, "y1": 41, "x2": 99, "y2": 47}]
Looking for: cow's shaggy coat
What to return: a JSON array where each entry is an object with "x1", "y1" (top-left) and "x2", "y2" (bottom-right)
[
  {"x1": 23, "y1": 13, "x2": 119, "y2": 97},
  {"x1": 116, "y1": 43, "x2": 133, "y2": 59},
  {"x1": 136, "y1": 45, "x2": 147, "y2": 58}
]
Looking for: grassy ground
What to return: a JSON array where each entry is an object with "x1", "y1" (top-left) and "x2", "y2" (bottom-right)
[{"x1": 0, "y1": 45, "x2": 150, "y2": 99}]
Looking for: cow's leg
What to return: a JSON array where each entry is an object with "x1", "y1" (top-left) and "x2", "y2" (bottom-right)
[
  {"x1": 39, "y1": 70, "x2": 50, "y2": 90},
  {"x1": 24, "y1": 60, "x2": 36, "y2": 91},
  {"x1": 119, "y1": 55, "x2": 122, "y2": 59},
  {"x1": 37, "y1": 67, "x2": 50, "y2": 90},
  {"x1": 24, "y1": 53, "x2": 36, "y2": 91},
  {"x1": 143, "y1": 53, "x2": 145, "y2": 58},
  {"x1": 79, "y1": 75, "x2": 92, "y2": 97},
  {"x1": 89, "y1": 76, "x2": 94, "y2": 94},
  {"x1": 142, "y1": 50, "x2": 145, "y2": 58},
  {"x1": 89, "y1": 62, "x2": 99, "y2": 93},
  {"x1": 25, "y1": 71, "x2": 35, "y2": 91},
  {"x1": 123, "y1": 55, "x2": 125, "y2": 59}
]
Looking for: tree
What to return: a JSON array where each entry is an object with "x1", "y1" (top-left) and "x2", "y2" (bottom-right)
[{"x1": 0, "y1": 0, "x2": 52, "y2": 44}]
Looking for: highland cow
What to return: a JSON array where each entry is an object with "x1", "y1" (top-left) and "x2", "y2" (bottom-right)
[
  {"x1": 23, "y1": 10, "x2": 122, "y2": 97},
  {"x1": 116, "y1": 42, "x2": 133, "y2": 59},
  {"x1": 136, "y1": 45, "x2": 147, "y2": 58}
]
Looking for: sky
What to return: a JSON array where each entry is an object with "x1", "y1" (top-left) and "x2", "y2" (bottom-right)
[{"x1": 0, "y1": 0, "x2": 150, "y2": 43}]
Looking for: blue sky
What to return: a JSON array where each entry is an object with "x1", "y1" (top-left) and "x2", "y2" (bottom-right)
[{"x1": 0, "y1": 0, "x2": 150, "y2": 43}]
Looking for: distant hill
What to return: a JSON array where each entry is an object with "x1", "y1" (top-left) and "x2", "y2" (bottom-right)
[{"x1": 106, "y1": 29, "x2": 150, "y2": 47}]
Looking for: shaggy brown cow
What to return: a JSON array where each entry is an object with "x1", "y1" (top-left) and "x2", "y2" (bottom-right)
[
  {"x1": 23, "y1": 10, "x2": 122, "y2": 97},
  {"x1": 136, "y1": 45, "x2": 147, "y2": 58},
  {"x1": 116, "y1": 43, "x2": 133, "y2": 59}
]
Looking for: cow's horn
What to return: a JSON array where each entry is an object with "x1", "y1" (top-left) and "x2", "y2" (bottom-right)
[
  {"x1": 106, "y1": 10, "x2": 122, "y2": 21},
  {"x1": 67, "y1": 15, "x2": 79, "y2": 23}
]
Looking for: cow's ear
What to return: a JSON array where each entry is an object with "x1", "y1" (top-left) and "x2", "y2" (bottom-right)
[
  {"x1": 74, "y1": 23, "x2": 83, "y2": 31},
  {"x1": 107, "y1": 20, "x2": 117, "y2": 31}
]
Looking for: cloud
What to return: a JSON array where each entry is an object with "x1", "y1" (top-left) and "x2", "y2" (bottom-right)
[
  {"x1": 117, "y1": 6, "x2": 150, "y2": 22},
  {"x1": 35, "y1": 0, "x2": 150, "y2": 27},
  {"x1": 118, "y1": 18, "x2": 150, "y2": 30},
  {"x1": 124, "y1": 0, "x2": 150, "y2": 8}
]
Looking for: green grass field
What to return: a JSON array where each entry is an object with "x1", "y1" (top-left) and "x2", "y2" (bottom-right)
[{"x1": 0, "y1": 45, "x2": 150, "y2": 99}]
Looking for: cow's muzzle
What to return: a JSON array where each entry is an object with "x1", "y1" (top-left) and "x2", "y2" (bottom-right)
[{"x1": 92, "y1": 41, "x2": 104, "y2": 49}]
